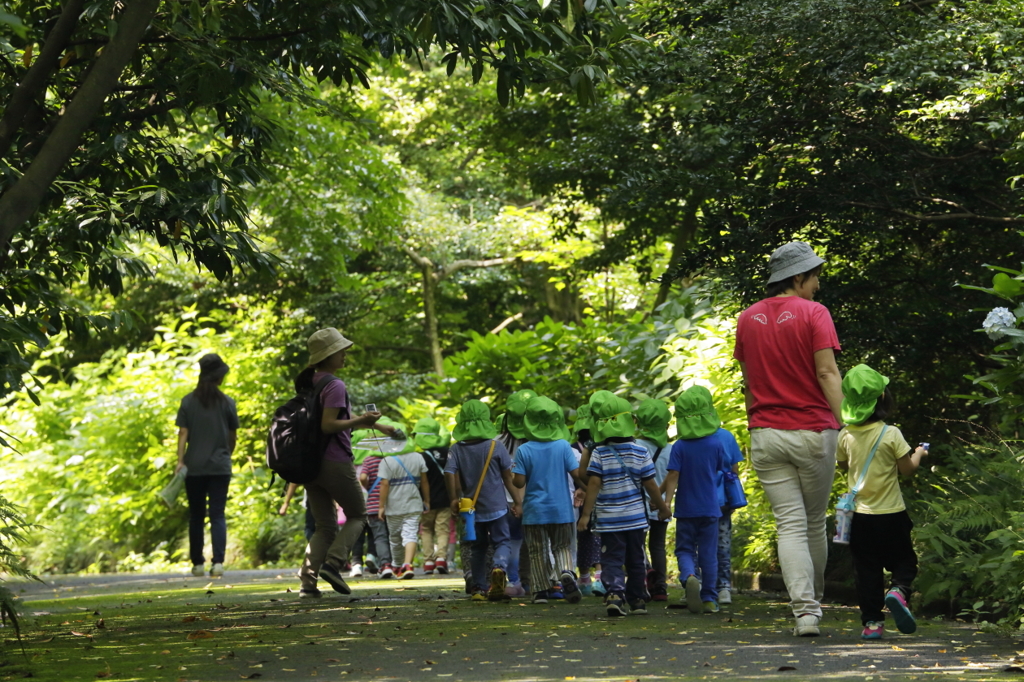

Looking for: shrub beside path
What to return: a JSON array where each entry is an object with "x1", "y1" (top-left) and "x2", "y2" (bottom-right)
[{"x1": 3, "y1": 569, "x2": 1023, "y2": 681}]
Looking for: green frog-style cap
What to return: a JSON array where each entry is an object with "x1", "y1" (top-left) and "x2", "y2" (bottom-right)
[
  {"x1": 452, "y1": 399, "x2": 498, "y2": 441},
  {"x1": 505, "y1": 389, "x2": 538, "y2": 439},
  {"x1": 635, "y1": 399, "x2": 671, "y2": 448},
  {"x1": 591, "y1": 392, "x2": 636, "y2": 443},
  {"x1": 841, "y1": 364, "x2": 889, "y2": 426},
  {"x1": 573, "y1": 404, "x2": 594, "y2": 438},
  {"x1": 523, "y1": 396, "x2": 571, "y2": 442},
  {"x1": 413, "y1": 416, "x2": 450, "y2": 451},
  {"x1": 675, "y1": 386, "x2": 721, "y2": 440}
]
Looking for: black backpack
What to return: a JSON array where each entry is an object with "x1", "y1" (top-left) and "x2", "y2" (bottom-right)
[{"x1": 265, "y1": 374, "x2": 337, "y2": 485}]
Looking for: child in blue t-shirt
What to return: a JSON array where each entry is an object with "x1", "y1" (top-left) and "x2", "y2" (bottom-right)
[
  {"x1": 579, "y1": 393, "x2": 671, "y2": 617},
  {"x1": 662, "y1": 386, "x2": 740, "y2": 614},
  {"x1": 511, "y1": 396, "x2": 584, "y2": 604}
]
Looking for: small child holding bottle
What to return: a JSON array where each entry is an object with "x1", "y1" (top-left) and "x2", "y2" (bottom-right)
[{"x1": 837, "y1": 364, "x2": 928, "y2": 640}]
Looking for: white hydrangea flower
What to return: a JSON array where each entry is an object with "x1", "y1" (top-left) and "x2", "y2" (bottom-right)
[{"x1": 983, "y1": 306, "x2": 1017, "y2": 340}]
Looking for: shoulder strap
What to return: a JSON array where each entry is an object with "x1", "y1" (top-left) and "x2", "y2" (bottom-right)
[
  {"x1": 652, "y1": 446, "x2": 665, "y2": 465},
  {"x1": 423, "y1": 450, "x2": 445, "y2": 474},
  {"x1": 393, "y1": 456, "x2": 418, "y2": 483},
  {"x1": 471, "y1": 440, "x2": 497, "y2": 507},
  {"x1": 312, "y1": 374, "x2": 336, "y2": 396},
  {"x1": 852, "y1": 425, "x2": 889, "y2": 495},
  {"x1": 368, "y1": 476, "x2": 382, "y2": 495},
  {"x1": 609, "y1": 447, "x2": 642, "y2": 492}
]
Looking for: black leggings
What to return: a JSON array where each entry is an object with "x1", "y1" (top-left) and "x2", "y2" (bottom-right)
[
  {"x1": 185, "y1": 474, "x2": 231, "y2": 566},
  {"x1": 850, "y1": 510, "x2": 917, "y2": 624}
]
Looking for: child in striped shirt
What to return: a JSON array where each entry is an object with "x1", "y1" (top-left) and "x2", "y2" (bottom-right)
[{"x1": 578, "y1": 392, "x2": 671, "y2": 617}]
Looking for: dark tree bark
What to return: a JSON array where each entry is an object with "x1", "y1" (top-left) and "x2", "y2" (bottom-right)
[
  {"x1": 0, "y1": 0, "x2": 86, "y2": 158},
  {"x1": 0, "y1": 0, "x2": 160, "y2": 261}
]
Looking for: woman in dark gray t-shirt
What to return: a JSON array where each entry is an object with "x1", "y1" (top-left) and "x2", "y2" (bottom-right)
[{"x1": 175, "y1": 353, "x2": 239, "y2": 579}]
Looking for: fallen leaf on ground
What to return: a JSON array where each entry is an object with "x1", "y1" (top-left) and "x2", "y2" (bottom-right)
[
  {"x1": 187, "y1": 630, "x2": 215, "y2": 640},
  {"x1": 668, "y1": 641, "x2": 695, "y2": 645}
]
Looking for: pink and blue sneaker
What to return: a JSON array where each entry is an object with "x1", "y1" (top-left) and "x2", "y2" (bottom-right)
[
  {"x1": 885, "y1": 587, "x2": 917, "y2": 634},
  {"x1": 862, "y1": 621, "x2": 884, "y2": 639}
]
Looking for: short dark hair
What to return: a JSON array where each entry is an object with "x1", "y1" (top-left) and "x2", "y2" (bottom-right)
[
  {"x1": 766, "y1": 264, "x2": 823, "y2": 297},
  {"x1": 863, "y1": 388, "x2": 895, "y2": 424}
]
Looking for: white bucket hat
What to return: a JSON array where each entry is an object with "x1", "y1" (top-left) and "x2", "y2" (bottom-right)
[
  {"x1": 307, "y1": 328, "x2": 354, "y2": 366},
  {"x1": 767, "y1": 241, "x2": 826, "y2": 284}
]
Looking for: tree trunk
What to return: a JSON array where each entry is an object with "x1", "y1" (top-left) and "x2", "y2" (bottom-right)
[
  {"x1": 0, "y1": 0, "x2": 160, "y2": 260},
  {"x1": 420, "y1": 266, "x2": 445, "y2": 377},
  {"x1": 0, "y1": 0, "x2": 86, "y2": 159},
  {"x1": 653, "y1": 191, "x2": 705, "y2": 311}
]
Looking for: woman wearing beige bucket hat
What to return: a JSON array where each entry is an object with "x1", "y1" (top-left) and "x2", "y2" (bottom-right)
[
  {"x1": 733, "y1": 241, "x2": 844, "y2": 637},
  {"x1": 296, "y1": 327, "x2": 398, "y2": 598}
]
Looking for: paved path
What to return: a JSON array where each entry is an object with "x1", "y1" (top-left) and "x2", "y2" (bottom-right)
[{"x1": 5, "y1": 569, "x2": 1024, "y2": 681}]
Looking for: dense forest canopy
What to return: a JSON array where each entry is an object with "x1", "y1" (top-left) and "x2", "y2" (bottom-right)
[{"x1": 3, "y1": 0, "x2": 1024, "y2": 628}]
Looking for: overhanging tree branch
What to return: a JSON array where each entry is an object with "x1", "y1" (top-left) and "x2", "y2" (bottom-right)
[
  {"x1": 0, "y1": 0, "x2": 86, "y2": 159},
  {"x1": 845, "y1": 201, "x2": 1024, "y2": 224},
  {"x1": 0, "y1": 0, "x2": 161, "y2": 263}
]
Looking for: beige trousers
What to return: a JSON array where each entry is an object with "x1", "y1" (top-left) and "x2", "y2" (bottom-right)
[
  {"x1": 420, "y1": 507, "x2": 452, "y2": 562},
  {"x1": 750, "y1": 428, "x2": 838, "y2": 619}
]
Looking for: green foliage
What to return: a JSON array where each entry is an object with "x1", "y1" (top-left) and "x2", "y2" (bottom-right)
[
  {"x1": 0, "y1": 0, "x2": 638, "y2": 403},
  {"x1": 911, "y1": 433, "x2": 1024, "y2": 625},
  {"x1": 0, "y1": 494, "x2": 36, "y2": 638},
  {"x1": 0, "y1": 306, "x2": 306, "y2": 573},
  {"x1": 959, "y1": 263, "x2": 1024, "y2": 431},
  {"x1": 497, "y1": 0, "x2": 1024, "y2": 442}
]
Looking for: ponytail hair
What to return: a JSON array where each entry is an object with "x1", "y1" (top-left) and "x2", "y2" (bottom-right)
[
  {"x1": 294, "y1": 366, "x2": 316, "y2": 393},
  {"x1": 194, "y1": 378, "x2": 226, "y2": 409}
]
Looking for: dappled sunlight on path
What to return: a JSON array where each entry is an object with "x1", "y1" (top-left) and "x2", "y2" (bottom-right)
[{"x1": 4, "y1": 570, "x2": 1023, "y2": 681}]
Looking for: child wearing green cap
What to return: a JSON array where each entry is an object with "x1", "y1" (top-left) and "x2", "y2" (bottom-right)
[
  {"x1": 836, "y1": 364, "x2": 929, "y2": 640},
  {"x1": 633, "y1": 398, "x2": 674, "y2": 602},
  {"x1": 500, "y1": 389, "x2": 539, "y2": 598},
  {"x1": 512, "y1": 396, "x2": 586, "y2": 604},
  {"x1": 579, "y1": 393, "x2": 671, "y2": 617},
  {"x1": 414, "y1": 417, "x2": 453, "y2": 575},
  {"x1": 662, "y1": 386, "x2": 741, "y2": 614},
  {"x1": 378, "y1": 448, "x2": 430, "y2": 580},
  {"x1": 445, "y1": 399, "x2": 523, "y2": 601},
  {"x1": 572, "y1": 404, "x2": 603, "y2": 597}
]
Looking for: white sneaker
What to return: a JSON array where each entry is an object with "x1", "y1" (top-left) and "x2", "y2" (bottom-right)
[
  {"x1": 794, "y1": 614, "x2": 820, "y2": 637},
  {"x1": 718, "y1": 588, "x2": 732, "y2": 605},
  {"x1": 349, "y1": 563, "x2": 364, "y2": 578},
  {"x1": 210, "y1": 563, "x2": 224, "y2": 577},
  {"x1": 191, "y1": 564, "x2": 205, "y2": 577}
]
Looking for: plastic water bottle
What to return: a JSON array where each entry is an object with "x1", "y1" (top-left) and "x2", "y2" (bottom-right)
[
  {"x1": 833, "y1": 507, "x2": 853, "y2": 545},
  {"x1": 833, "y1": 492, "x2": 855, "y2": 545},
  {"x1": 459, "y1": 497, "x2": 476, "y2": 542}
]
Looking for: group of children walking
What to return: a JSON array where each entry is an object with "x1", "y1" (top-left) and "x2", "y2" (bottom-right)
[
  {"x1": 322, "y1": 363, "x2": 927, "y2": 637},
  {"x1": 345, "y1": 385, "x2": 748, "y2": 618}
]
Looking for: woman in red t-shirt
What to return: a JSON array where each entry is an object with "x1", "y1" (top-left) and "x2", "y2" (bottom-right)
[{"x1": 733, "y1": 241, "x2": 843, "y2": 638}]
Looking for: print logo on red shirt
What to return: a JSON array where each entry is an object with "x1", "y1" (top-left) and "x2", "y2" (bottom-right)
[
  {"x1": 753, "y1": 313, "x2": 768, "y2": 325},
  {"x1": 777, "y1": 311, "x2": 795, "y2": 324}
]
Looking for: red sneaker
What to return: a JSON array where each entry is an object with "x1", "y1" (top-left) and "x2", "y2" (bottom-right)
[
  {"x1": 399, "y1": 563, "x2": 415, "y2": 580},
  {"x1": 434, "y1": 559, "x2": 448, "y2": 574},
  {"x1": 423, "y1": 560, "x2": 436, "y2": 575}
]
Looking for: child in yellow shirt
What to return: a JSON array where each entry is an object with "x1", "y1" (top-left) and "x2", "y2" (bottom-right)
[{"x1": 836, "y1": 364, "x2": 928, "y2": 640}]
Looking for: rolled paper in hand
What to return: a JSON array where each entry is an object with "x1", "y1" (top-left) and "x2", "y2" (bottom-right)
[{"x1": 158, "y1": 466, "x2": 188, "y2": 509}]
